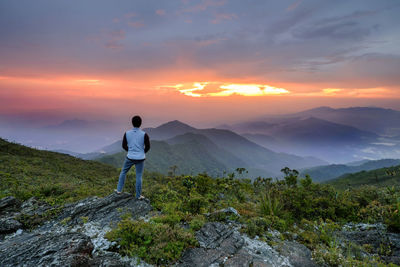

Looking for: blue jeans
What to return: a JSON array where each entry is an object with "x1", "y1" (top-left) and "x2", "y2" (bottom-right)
[{"x1": 117, "y1": 157, "x2": 144, "y2": 198}]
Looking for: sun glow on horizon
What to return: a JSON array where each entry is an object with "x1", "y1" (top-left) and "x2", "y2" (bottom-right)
[
  {"x1": 74, "y1": 79, "x2": 103, "y2": 86},
  {"x1": 322, "y1": 88, "x2": 343, "y2": 95},
  {"x1": 172, "y1": 82, "x2": 290, "y2": 97},
  {"x1": 211, "y1": 84, "x2": 289, "y2": 96},
  {"x1": 176, "y1": 82, "x2": 208, "y2": 97}
]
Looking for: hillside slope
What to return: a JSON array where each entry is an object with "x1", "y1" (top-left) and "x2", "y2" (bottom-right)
[
  {"x1": 327, "y1": 164, "x2": 400, "y2": 190},
  {"x1": 149, "y1": 121, "x2": 325, "y2": 172},
  {"x1": 97, "y1": 139, "x2": 235, "y2": 177},
  {"x1": 301, "y1": 159, "x2": 400, "y2": 182},
  {"x1": 0, "y1": 138, "x2": 119, "y2": 203}
]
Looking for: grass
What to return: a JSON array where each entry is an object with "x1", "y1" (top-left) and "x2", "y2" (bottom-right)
[{"x1": 0, "y1": 138, "x2": 120, "y2": 204}]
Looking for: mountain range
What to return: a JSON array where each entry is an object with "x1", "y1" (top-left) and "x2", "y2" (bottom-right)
[
  {"x1": 291, "y1": 106, "x2": 400, "y2": 136},
  {"x1": 46, "y1": 106, "x2": 400, "y2": 178},
  {"x1": 220, "y1": 107, "x2": 400, "y2": 163},
  {"x1": 96, "y1": 120, "x2": 326, "y2": 178}
]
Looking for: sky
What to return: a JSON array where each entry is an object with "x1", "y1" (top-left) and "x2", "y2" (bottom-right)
[{"x1": 1, "y1": 0, "x2": 400, "y2": 128}]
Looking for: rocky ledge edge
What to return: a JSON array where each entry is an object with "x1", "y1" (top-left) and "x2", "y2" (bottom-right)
[{"x1": 1, "y1": 194, "x2": 399, "y2": 266}]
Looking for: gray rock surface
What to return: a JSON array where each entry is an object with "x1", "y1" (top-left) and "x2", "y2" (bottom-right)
[
  {"x1": 196, "y1": 222, "x2": 244, "y2": 252},
  {"x1": 0, "y1": 231, "x2": 94, "y2": 267},
  {"x1": 0, "y1": 196, "x2": 21, "y2": 213},
  {"x1": 0, "y1": 217, "x2": 22, "y2": 234},
  {"x1": 178, "y1": 222, "x2": 317, "y2": 267},
  {"x1": 20, "y1": 196, "x2": 53, "y2": 216},
  {"x1": 274, "y1": 241, "x2": 319, "y2": 267},
  {"x1": 56, "y1": 192, "x2": 152, "y2": 227},
  {"x1": 0, "y1": 196, "x2": 56, "y2": 236},
  {"x1": 0, "y1": 193, "x2": 153, "y2": 267},
  {"x1": 339, "y1": 224, "x2": 400, "y2": 265}
]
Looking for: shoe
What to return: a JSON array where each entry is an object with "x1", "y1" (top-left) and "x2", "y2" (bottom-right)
[
  {"x1": 137, "y1": 195, "x2": 145, "y2": 200},
  {"x1": 114, "y1": 189, "x2": 122, "y2": 194}
]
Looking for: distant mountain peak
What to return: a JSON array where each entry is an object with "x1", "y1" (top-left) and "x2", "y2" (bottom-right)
[
  {"x1": 306, "y1": 106, "x2": 334, "y2": 112},
  {"x1": 336, "y1": 106, "x2": 395, "y2": 112},
  {"x1": 43, "y1": 119, "x2": 112, "y2": 131},
  {"x1": 156, "y1": 120, "x2": 196, "y2": 130}
]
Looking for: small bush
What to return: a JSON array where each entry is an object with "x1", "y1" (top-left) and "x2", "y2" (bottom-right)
[
  {"x1": 386, "y1": 198, "x2": 400, "y2": 232},
  {"x1": 151, "y1": 214, "x2": 182, "y2": 227},
  {"x1": 185, "y1": 195, "x2": 207, "y2": 214},
  {"x1": 105, "y1": 219, "x2": 198, "y2": 265},
  {"x1": 260, "y1": 191, "x2": 282, "y2": 217},
  {"x1": 188, "y1": 214, "x2": 206, "y2": 231}
]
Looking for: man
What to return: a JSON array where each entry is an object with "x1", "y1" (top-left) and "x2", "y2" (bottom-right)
[{"x1": 116, "y1": 115, "x2": 150, "y2": 199}]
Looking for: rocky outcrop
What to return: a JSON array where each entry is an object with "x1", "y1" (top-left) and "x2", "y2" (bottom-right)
[
  {"x1": 0, "y1": 196, "x2": 23, "y2": 236},
  {"x1": 0, "y1": 196, "x2": 21, "y2": 213},
  {"x1": 1, "y1": 194, "x2": 320, "y2": 267},
  {"x1": 178, "y1": 222, "x2": 317, "y2": 267},
  {"x1": 0, "y1": 232, "x2": 94, "y2": 266},
  {"x1": 274, "y1": 241, "x2": 319, "y2": 267},
  {"x1": 0, "y1": 217, "x2": 22, "y2": 234},
  {"x1": 7, "y1": 194, "x2": 400, "y2": 267},
  {"x1": 0, "y1": 196, "x2": 56, "y2": 238},
  {"x1": 56, "y1": 192, "x2": 152, "y2": 227},
  {"x1": 339, "y1": 223, "x2": 400, "y2": 265},
  {"x1": 0, "y1": 193, "x2": 153, "y2": 267}
]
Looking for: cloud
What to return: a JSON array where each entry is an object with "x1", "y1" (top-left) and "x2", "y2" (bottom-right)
[
  {"x1": 166, "y1": 82, "x2": 290, "y2": 97},
  {"x1": 103, "y1": 29, "x2": 126, "y2": 50},
  {"x1": 322, "y1": 88, "x2": 343, "y2": 95},
  {"x1": 156, "y1": 9, "x2": 166, "y2": 16},
  {"x1": 317, "y1": 10, "x2": 379, "y2": 24},
  {"x1": 128, "y1": 21, "x2": 145, "y2": 28},
  {"x1": 0, "y1": 0, "x2": 399, "y2": 103},
  {"x1": 105, "y1": 42, "x2": 124, "y2": 50},
  {"x1": 267, "y1": 3, "x2": 321, "y2": 35},
  {"x1": 124, "y1": 12, "x2": 137, "y2": 19},
  {"x1": 292, "y1": 21, "x2": 373, "y2": 41},
  {"x1": 110, "y1": 30, "x2": 125, "y2": 39},
  {"x1": 211, "y1": 13, "x2": 237, "y2": 24},
  {"x1": 193, "y1": 34, "x2": 227, "y2": 46},
  {"x1": 180, "y1": 0, "x2": 226, "y2": 13},
  {"x1": 297, "y1": 87, "x2": 398, "y2": 98},
  {"x1": 287, "y1": 0, "x2": 302, "y2": 12},
  {"x1": 338, "y1": 53, "x2": 400, "y2": 87}
]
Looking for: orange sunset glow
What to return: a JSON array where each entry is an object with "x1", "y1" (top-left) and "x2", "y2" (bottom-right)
[
  {"x1": 171, "y1": 82, "x2": 290, "y2": 97},
  {"x1": 0, "y1": 0, "x2": 399, "y2": 128}
]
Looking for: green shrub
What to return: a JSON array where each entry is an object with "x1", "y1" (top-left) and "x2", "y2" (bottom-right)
[
  {"x1": 242, "y1": 216, "x2": 288, "y2": 238},
  {"x1": 38, "y1": 184, "x2": 66, "y2": 197},
  {"x1": 260, "y1": 191, "x2": 282, "y2": 217},
  {"x1": 151, "y1": 214, "x2": 182, "y2": 227},
  {"x1": 185, "y1": 195, "x2": 207, "y2": 214},
  {"x1": 105, "y1": 219, "x2": 198, "y2": 265},
  {"x1": 297, "y1": 219, "x2": 340, "y2": 249},
  {"x1": 188, "y1": 214, "x2": 206, "y2": 231},
  {"x1": 386, "y1": 198, "x2": 400, "y2": 232},
  {"x1": 243, "y1": 217, "x2": 266, "y2": 238},
  {"x1": 193, "y1": 174, "x2": 213, "y2": 195}
]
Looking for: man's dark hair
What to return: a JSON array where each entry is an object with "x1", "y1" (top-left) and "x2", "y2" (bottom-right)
[{"x1": 132, "y1": 116, "x2": 142, "y2": 127}]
